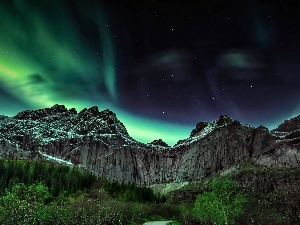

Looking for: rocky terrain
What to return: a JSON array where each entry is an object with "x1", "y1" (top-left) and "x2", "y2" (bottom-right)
[{"x1": 0, "y1": 105, "x2": 300, "y2": 185}]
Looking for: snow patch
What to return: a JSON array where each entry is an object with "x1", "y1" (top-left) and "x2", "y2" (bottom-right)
[
  {"x1": 39, "y1": 151, "x2": 73, "y2": 165},
  {"x1": 220, "y1": 165, "x2": 239, "y2": 176}
]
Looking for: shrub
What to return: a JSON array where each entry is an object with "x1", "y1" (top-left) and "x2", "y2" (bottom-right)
[{"x1": 192, "y1": 178, "x2": 248, "y2": 225}]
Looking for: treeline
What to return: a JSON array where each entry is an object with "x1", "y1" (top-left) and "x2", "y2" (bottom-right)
[
  {"x1": 0, "y1": 159, "x2": 95, "y2": 197},
  {"x1": 0, "y1": 159, "x2": 175, "y2": 225},
  {"x1": 0, "y1": 182, "x2": 179, "y2": 225},
  {"x1": 105, "y1": 180, "x2": 166, "y2": 203},
  {"x1": 0, "y1": 159, "x2": 162, "y2": 203}
]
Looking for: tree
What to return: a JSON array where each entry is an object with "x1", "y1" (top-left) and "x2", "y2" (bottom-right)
[
  {"x1": 0, "y1": 182, "x2": 51, "y2": 224},
  {"x1": 192, "y1": 178, "x2": 248, "y2": 225}
]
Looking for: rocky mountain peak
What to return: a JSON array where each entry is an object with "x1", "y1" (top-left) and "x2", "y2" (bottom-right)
[
  {"x1": 77, "y1": 107, "x2": 118, "y2": 121},
  {"x1": 70, "y1": 106, "x2": 130, "y2": 137},
  {"x1": 14, "y1": 104, "x2": 72, "y2": 120},
  {"x1": 78, "y1": 106, "x2": 99, "y2": 118},
  {"x1": 190, "y1": 121, "x2": 209, "y2": 137},
  {"x1": 149, "y1": 139, "x2": 170, "y2": 148},
  {"x1": 273, "y1": 115, "x2": 300, "y2": 132},
  {"x1": 1, "y1": 106, "x2": 300, "y2": 185},
  {"x1": 190, "y1": 115, "x2": 236, "y2": 138},
  {"x1": 99, "y1": 109, "x2": 118, "y2": 121},
  {"x1": 0, "y1": 115, "x2": 8, "y2": 121},
  {"x1": 216, "y1": 114, "x2": 235, "y2": 126},
  {"x1": 10, "y1": 105, "x2": 130, "y2": 140},
  {"x1": 50, "y1": 104, "x2": 68, "y2": 113}
]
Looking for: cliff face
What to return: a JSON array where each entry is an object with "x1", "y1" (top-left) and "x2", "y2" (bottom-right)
[{"x1": 0, "y1": 105, "x2": 300, "y2": 184}]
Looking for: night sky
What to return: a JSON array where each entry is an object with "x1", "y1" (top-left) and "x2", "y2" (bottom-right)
[{"x1": 1, "y1": 0, "x2": 300, "y2": 145}]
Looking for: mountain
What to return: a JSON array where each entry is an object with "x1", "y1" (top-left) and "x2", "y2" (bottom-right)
[{"x1": 0, "y1": 105, "x2": 300, "y2": 185}]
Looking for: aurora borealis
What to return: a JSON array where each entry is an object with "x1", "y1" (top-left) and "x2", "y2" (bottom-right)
[{"x1": 1, "y1": 0, "x2": 300, "y2": 145}]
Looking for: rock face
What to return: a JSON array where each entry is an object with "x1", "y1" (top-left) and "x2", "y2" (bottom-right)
[
  {"x1": 0, "y1": 105, "x2": 300, "y2": 184},
  {"x1": 273, "y1": 115, "x2": 300, "y2": 132},
  {"x1": 252, "y1": 119, "x2": 300, "y2": 168}
]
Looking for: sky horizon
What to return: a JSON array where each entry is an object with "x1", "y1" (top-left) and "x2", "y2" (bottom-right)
[
  {"x1": 0, "y1": 103, "x2": 295, "y2": 146},
  {"x1": 1, "y1": 0, "x2": 300, "y2": 145}
]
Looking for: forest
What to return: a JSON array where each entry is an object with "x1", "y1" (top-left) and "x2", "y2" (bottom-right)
[
  {"x1": 0, "y1": 159, "x2": 179, "y2": 225},
  {"x1": 0, "y1": 159, "x2": 298, "y2": 225}
]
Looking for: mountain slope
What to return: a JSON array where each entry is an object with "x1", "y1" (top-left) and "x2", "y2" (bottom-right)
[{"x1": 0, "y1": 105, "x2": 300, "y2": 184}]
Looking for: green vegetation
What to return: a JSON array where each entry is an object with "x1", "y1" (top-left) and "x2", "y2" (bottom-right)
[
  {"x1": 105, "y1": 179, "x2": 160, "y2": 203},
  {"x1": 0, "y1": 159, "x2": 299, "y2": 224},
  {"x1": 0, "y1": 159, "x2": 177, "y2": 224},
  {"x1": 165, "y1": 165, "x2": 300, "y2": 225},
  {"x1": 0, "y1": 159, "x2": 95, "y2": 196},
  {"x1": 192, "y1": 178, "x2": 248, "y2": 225}
]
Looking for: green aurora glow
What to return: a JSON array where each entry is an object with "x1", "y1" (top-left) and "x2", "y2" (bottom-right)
[
  {"x1": 1, "y1": 1, "x2": 298, "y2": 145},
  {"x1": 0, "y1": 1, "x2": 192, "y2": 145}
]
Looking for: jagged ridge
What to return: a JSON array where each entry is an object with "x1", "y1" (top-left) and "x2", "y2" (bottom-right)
[{"x1": 0, "y1": 105, "x2": 300, "y2": 185}]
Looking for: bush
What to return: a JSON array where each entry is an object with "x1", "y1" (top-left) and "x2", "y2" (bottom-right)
[
  {"x1": 192, "y1": 178, "x2": 248, "y2": 225},
  {"x1": 0, "y1": 182, "x2": 51, "y2": 224}
]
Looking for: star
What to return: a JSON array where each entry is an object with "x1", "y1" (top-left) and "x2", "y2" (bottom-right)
[{"x1": 0, "y1": 0, "x2": 299, "y2": 147}]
